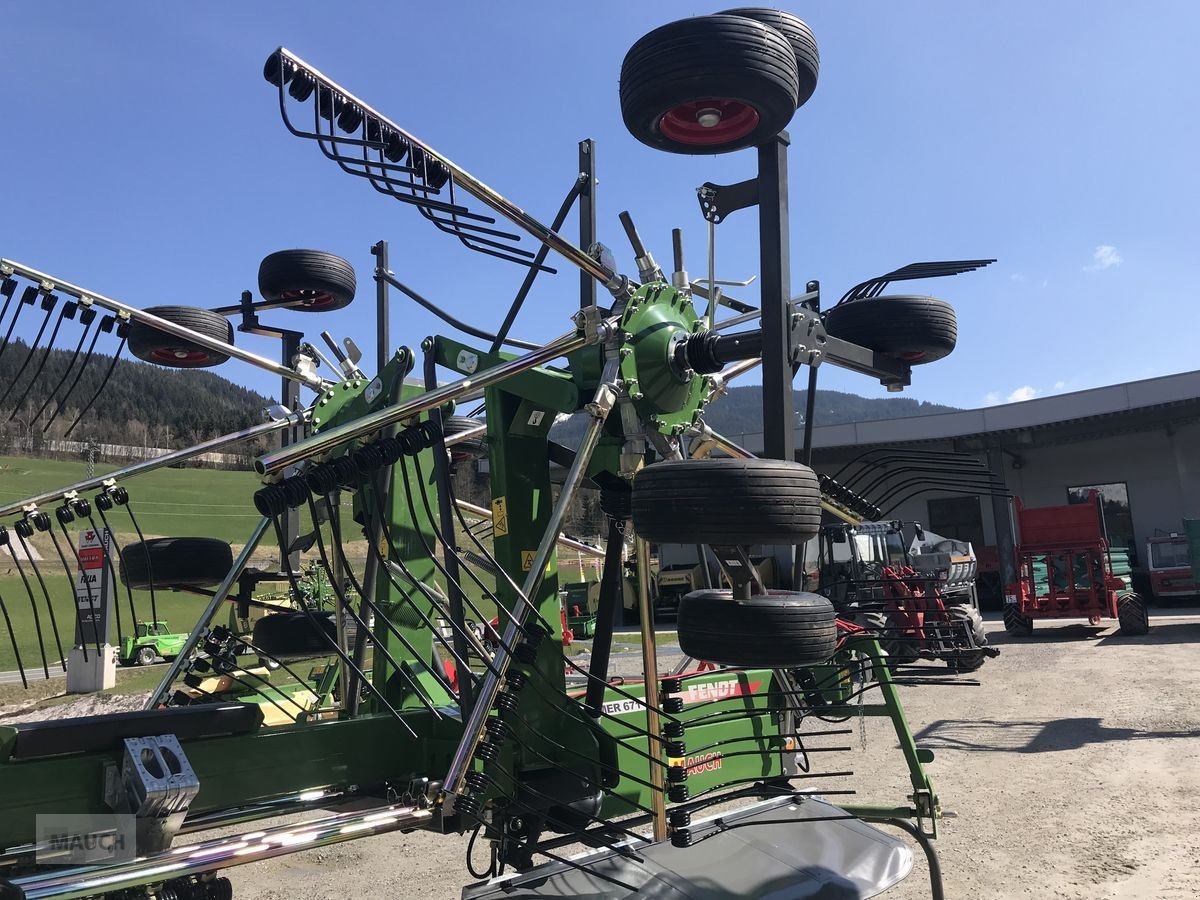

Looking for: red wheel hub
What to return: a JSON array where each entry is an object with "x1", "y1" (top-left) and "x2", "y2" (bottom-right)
[
  {"x1": 659, "y1": 99, "x2": 759, "y2": 146},
  {"x1": 280, "y1": 288, "x2": 337, "y2": 310},
  {"x1": 149, "y1": 347, "x2": 212, "y2": 364}
]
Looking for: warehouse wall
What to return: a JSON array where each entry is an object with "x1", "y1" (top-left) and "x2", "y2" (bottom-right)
[{"x1": 810, "y1": 420, "x2": 1200, "y2": 562}]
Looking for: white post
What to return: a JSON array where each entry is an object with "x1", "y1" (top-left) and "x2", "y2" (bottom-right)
[{"x1": 66, "y1": 526, "x2": 117, "y2": 692}]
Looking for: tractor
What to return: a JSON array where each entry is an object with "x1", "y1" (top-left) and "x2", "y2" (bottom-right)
[
  {"x1": 116, "y1": 621, "x2": 188, "y2": 667},
  {"x1": 813, "y1": 520, "x2": 996, "y2": 671}
]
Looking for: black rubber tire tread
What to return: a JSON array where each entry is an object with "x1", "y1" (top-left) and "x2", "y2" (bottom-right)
[
  {"x1": 823, "y1": 295, "x2": 957, "y2": 365},
  {"x1": 257, "y1": 249, "x2": 356, "y2": 312},
  {"x1": 632, "y1": 458, "x2": 820, "y2": 545},
  {"x1": 677, "y1": 589, "x2": 836, "y2": 667},
  {"x1": 137, "y1": 646, "x2": 157, "y2": 667},
  {"x1": 443, "y1": 415, "x2": 487, "y2": 460},
  {"x1": 620, "y1": 15, "x2": 800, "y2": 155},
  {"x1": 944, "y1": 604, "x2": 988, "y2": 672},
  {"x1": 120, "y1": 537, "x2": 234, "y2": 589},
  {"x1": 252, "y1": 610, "x2": 337, "y2": 659},
  {"x1": 127, "y1": 306, "x2": 234, "y2": 369},
  {"x1": 1002, "y1": 603, "x2": 1033, "y2": 636},
  {"x1": 716, "y1": 8, "x2": 818, "y2": 108},
  {"x1": 1116, "y1": 591, "x2": 1150, "y2": 636},
  {"x1": 862, "y1": 609, "x2": 919, "y2": 667}
]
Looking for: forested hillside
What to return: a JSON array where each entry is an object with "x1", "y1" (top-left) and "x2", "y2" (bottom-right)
[{"x1": 0, "y1": 340, "x2": 272, "y2": 450}]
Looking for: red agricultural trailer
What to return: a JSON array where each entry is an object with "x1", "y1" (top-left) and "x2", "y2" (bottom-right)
[{"x1": 1003, "y1": 491, "x2": 1150, "y2": 636}]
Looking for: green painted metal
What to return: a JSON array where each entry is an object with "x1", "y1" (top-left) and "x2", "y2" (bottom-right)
[
  {"x1": 436, "y1": 337, "x2": 580, "y2": 414},
  {"x1": 0, "y1": 713, "x2": 460, "y2": 854},
  {"x1": 617, "y1": 283, "x2": 710, "y2": 437},
  {"x1": 0, "y1": 327, "x2": 944, "y2": 886},
  {"x1": 821, "y1": 635, "x2": 940, "y2": 838},
  {"x1": 476, "y1": 385, "x2": 607, "y2": 802},
  {"x1": 586, "y1": 668, "x2": 789, "y2": 818}
]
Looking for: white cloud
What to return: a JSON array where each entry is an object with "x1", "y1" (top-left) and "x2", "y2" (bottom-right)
[
  {"x1": 1010, "y1": 273, "x2": 1026, "y2": 282},
  {"x1": 1053, "y1": 380, "x2": 1067, "y2": 391},
  {"x1": 1084, "y1": 245, "x2": 1122, "y2": 271},
  {"x1": 984, "y1": 385, "x2": 1039, "y2": 405}
]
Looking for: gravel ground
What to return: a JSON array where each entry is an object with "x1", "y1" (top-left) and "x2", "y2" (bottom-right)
[{"x1": 6, "y1": 611, "x2": 1200, "y2": 898}]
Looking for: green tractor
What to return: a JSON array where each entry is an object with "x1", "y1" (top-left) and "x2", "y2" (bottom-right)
[{"x1": 117, "y1": 621, "x2": 189, "y2": 667}]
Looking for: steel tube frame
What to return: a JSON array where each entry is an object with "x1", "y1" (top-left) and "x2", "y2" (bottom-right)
[
  {"x1": 0, "y1": 414, "x2": 303, "y2": 519},
  {"x1": 275, "y1": 50, "x2": 618, "y2": 288},
  {"x1": 9, "y1": 803, "x2": 431, "y2": 900},
  {"x1": 635, "y1": 534, "x2": 667, "y2": 842},
  {"x1": 143, "y1": 516, "x2": 273, "y2": 709},
  {"x1": 255, "y1": 329, "x2": 592, "y2": 475},
  {"x1": 443, "y1": 376, "x2": 616, "y2": 798},
  {"x1": 756, "y1": 134, "x2": 795, "y2": 465},
  {"x1": 0, "y1": 259, "x2": 325, "y2": 389}
]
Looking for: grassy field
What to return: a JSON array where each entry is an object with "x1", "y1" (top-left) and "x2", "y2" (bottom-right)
[
  {"x1": 0, "y1": 455, "x2": 598, "y2": 676},
  {"x1": 0, "y1": 455, "x2": 267, "y2": 545}
]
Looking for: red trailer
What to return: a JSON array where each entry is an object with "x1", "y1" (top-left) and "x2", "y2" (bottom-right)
[{"x1": 1003, "y1": 491, "x2": 1149, "y2": 636}]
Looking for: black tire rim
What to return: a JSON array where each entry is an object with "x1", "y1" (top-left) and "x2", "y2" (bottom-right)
[{"x1": 659, "y1": 99, "x2": 760, "y2": 147}]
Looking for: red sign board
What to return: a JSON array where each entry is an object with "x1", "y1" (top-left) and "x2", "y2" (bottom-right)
[{"x1": 78, "y1": 546, "x2": 105, "y2": 570}]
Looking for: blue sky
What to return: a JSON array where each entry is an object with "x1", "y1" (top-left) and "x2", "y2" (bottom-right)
[{"x1": 2, "y1": 2, "x2": 1197, "y2": 412}]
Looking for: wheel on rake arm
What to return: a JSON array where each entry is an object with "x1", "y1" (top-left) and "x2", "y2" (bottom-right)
[
  {"x1": 119, "y1": 537, "x2": 234, "y2": 590},
  {"x1": 943, "y1": 604, "x2": 989, "y2": 672},
  {"x1": 861, "y1": 609, "x2": 919, "y2": 668},
  {"x1": 1002, "y1": 603, "x2": 1034, "y2": 636},
  {"x1": 677, "y1": 589, "x2": 836, "y2": 668},
  {"x1": 632, "y1": 457, "x2": 830, "y2": 667},
  {"x1": 716, "y1": 7, "x2": 819, "y2": 108},
  {"x1": 620, "y1": 14, "x2": 803, "y2": 155},
  {"x1": 1116, "y1": 591, "x2": 1150, "y2": 636},
  {"x1": 127, "y1": 306, "x2": 234, "y2": 368},
  {"x1": 631, "y1": 458, "x2": 822, "y2": 546},
  {"x1": 822, "y1": 295, "x2": 957, "y2": 365},
  {"x1": 258, "y1": 249, "x2": 356, "y2": 312}
]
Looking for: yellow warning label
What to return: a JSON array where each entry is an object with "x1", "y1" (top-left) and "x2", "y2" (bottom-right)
[
  {"x1": 521, "y1": 550, "x2": 537, "y2": 571},
  {"x1": 492, "y1": 497, "x2": 508, "y2": 537}
]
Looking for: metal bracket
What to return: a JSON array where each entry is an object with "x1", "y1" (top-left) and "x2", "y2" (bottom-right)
[
  {"x1": 697, "y1": 179, "x2": 759, "y2": 225},
  {"x1": 696, "y1": 177, "x2": 758, "y2": 224},
  {"x1": 788, "y1": 306, "x2": 828, "y2": 369},
  {"x1": 104, "y1": 735, "x2": 200, "y2": 854},
  {"x1": 708, "y1": 544, "x2": 766, "y2": 600}
]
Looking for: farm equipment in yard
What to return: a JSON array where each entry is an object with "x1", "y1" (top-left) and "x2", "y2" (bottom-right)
[
  {"x1": 1003, "y1": 492, "x2": 1150, "y2": 635},
  {"x1": 116, "y1": 621, "x2": 187, "y2": 668},
  {"x1": 0, "y1": 10, "x2": 997, "y2": 898},
  {"x1": 1145, "y1": 533, "x2": 1196, "y2": 602},
  {"x1": 814, "y1": 520, "x2": 996, "y2": 672}
]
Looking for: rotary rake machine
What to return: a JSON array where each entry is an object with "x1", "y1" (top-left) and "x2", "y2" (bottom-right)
[{"x1": 0, "y1": 9, "x2": 998, "y2": 898}]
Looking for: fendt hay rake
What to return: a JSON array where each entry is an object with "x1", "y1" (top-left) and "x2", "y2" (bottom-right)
[{"x1": 0, "y1": 11, "x2": 995, "y2": 899}]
